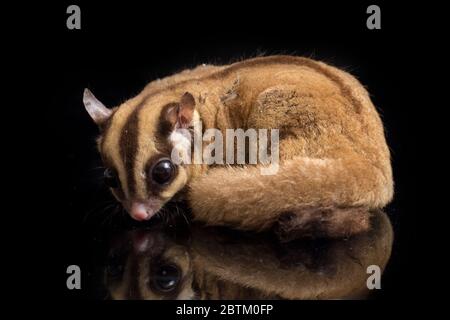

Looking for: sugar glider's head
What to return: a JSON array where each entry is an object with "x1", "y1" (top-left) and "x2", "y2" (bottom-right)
[
  {"x1": 83, "y1": 88, "x2": 196, "y2": 221},
  {"x1": 104, "y1": 228, "x2": 194, "y2": 299}
]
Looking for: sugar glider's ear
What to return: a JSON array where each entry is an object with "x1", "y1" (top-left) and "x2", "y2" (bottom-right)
[
  {"x1": 166, "y1": 92, "x2": 196, "y2": 129},
  {"x1": 83, "y1": 88, "x2": 112, "y2": 125}
]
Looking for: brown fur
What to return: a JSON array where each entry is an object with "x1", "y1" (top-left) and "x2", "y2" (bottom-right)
[
  {"x1": 91, "y1": 55, "x2": 393, "y2": 238},
  {"x1": 104, "y1": 210, "x2": 393, "y2": 299},
  {"x1": 191, "y1": 210, "x2": 393, "y2": 299},
  {"x1": 275, "y1": 207, "x2": 371, "y2": 242}
]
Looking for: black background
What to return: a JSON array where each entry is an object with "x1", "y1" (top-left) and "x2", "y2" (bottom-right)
[{"x1": 17, "y1": 0, "x2": 426, "y2": 315}]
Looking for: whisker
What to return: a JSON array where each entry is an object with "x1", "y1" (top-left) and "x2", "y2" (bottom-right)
[
  {"x1": 82, "y1": 201, "x2": 117, "y2": 224},
  {"x1": 89, "y1": 166, "x2": 106, "y2": 171}
]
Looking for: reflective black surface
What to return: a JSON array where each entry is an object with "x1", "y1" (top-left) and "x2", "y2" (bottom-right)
[{"x1": 88, "y1": 210, "x2": 393, "y2": 300}]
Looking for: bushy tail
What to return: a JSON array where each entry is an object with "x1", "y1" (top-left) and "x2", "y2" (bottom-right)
[{"x1": 188, "y1": 154, "x2": 393, "y2": 237}]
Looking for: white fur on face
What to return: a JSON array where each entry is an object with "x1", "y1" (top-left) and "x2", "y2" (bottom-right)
[{"x1": 169, "y1": 129, "x2": 192, "y2": 165}]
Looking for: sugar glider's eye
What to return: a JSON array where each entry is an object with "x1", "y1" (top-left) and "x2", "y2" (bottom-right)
[
  {"x1": 151, "y1": 159, "x2": 175, "y2": 185},
  {"x1": 151, "y1": 264, "x2": 181, "y2": 292},
  {"x1": 104, "y1": 168, "x2": 119, "y2": 188}
]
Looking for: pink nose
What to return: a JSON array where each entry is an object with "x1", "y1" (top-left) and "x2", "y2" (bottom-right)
[{"x1": 130, "y1": 203, "x2": 151, "y2": 221}]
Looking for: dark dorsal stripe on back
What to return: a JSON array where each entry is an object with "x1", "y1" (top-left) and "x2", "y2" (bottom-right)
[{"x1": 140, "y1": 55, "x2": 364, "y2": 113}]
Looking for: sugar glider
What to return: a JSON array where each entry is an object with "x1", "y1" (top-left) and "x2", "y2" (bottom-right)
[{"x1": 83, "y1": 55, "x2": 393, "y2": 238}]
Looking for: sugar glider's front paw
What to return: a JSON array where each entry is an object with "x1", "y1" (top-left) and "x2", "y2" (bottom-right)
[{"x1": 274, "y1": 207, "x2": 371, "y2": 242}]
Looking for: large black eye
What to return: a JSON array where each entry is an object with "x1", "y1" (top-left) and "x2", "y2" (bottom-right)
[
  {"x1": 104, "y1": 168, "x2": 119, "y2": 188},
  {"x1": 151, "y1": 160, "x2": 175, "y2": 185},
  {"x1": 152, "y1": 264, "x2": 181, "y2": 292}
]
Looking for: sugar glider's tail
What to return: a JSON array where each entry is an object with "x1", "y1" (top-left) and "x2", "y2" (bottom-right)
[{"x1": 188, "y1": 154, "x2": 393, "y2": 238}]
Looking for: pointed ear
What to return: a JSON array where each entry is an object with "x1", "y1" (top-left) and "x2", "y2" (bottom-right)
[
  {"x1": 166, "y1": 92, "x2": 196, "y2": 129},
  {"x1": 83, "y1": 88, "x2": 112, "y2": 125},
  {"x1": 179, "y1": 92, "x2": 196, "y2": 127}
]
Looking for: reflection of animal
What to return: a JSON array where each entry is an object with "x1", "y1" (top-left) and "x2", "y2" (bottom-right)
[
  {"x1": 84, "y1": 55, "x2": 393, "y2": 237},
  {"x1": 104, "y1": 211, "x2": 393, "y2": 300},
  {"x1": 105, "y1": 229, "x2": 194, "y2": 300}
]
